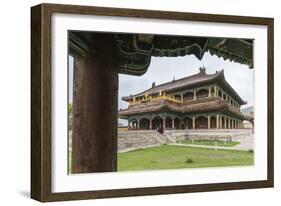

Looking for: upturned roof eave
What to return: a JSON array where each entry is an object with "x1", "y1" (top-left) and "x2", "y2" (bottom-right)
[{"x1": 216, "y1": 74, "x2": 246, "y2": 105}]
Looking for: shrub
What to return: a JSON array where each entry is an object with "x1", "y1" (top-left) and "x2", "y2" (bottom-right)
[
  {"x1": 248, "y1": 149, "x2": 254, "y2": 153},
  {"x1": 186, "y1": 158, "x2": 194, "y2": 164}
]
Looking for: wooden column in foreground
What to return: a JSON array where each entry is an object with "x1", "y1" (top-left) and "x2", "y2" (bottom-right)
[{"x1": 72, "y1": 33, "x2": 118, "y2": 173}]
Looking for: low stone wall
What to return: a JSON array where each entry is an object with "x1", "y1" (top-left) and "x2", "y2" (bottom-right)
[
  {"x1": 117, "y1": 129, "x2": 253, "y2": 152},
  {"x1": 166, "y1": 129, "x2": 253, "y2": 141}
]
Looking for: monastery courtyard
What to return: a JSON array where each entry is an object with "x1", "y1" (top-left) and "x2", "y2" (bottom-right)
[{"x1": 116, "y1": 129, "x2": 254, "y2": 171}]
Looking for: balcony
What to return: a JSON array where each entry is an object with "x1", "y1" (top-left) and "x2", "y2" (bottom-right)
[{"x1": 128, "y1": 94, "x2": 182, "y2": 107}]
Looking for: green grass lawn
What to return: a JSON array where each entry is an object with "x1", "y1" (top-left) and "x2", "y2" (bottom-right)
[
  {"x1": 118, "y1": 145, "x2": 253, "y2": 171},
  {"x1": 177, "y1": 139, "x2": 240, "y2": 147}
]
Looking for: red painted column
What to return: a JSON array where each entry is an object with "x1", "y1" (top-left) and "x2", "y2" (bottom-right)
[
  {"x1": 137, "y1": 119, "x2": 140, "y2": 130},
  {"x1": 162, "y1": 114, "x2": 166, "y2": 130},
  {"x1": 180, "y1": 119, "x2": 183, "y2": 129}
]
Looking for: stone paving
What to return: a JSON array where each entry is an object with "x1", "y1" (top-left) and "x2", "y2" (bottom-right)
[{"x1": 232, "y1": 133, "x2": 254, "y2": 150}]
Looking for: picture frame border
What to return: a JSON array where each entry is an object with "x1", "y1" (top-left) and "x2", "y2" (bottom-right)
[{"x1": 31, "y1": 3, "x2": 274, "y2": 202}]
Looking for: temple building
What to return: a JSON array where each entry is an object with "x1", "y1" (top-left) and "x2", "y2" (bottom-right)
[
  {"x1": 68, "y1": 31, "x2": 253, "y2": 173},
  {"x1": 118, "y1": 67, "x2": 247, "y2": 131}
]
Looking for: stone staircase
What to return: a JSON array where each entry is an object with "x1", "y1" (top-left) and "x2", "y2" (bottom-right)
[
  {"x1": 118, "y1": 130, "x2": 165, "y2": 152},
  {"x1": 162, "y1": 130, "x2": 177, "y2": 143}
]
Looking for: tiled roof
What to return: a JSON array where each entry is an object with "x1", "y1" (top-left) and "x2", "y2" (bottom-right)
[
  {"x1": 122, "y1": 67, "x2": 246, "y2": 104},
  {"x1": 123, "y1": 67, "x2": 220, "y2": 101}
]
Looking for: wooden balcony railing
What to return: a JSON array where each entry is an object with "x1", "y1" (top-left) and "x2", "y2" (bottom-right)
[{"x1": 128, "y1": 94, "x2": 182, "y2": 106}]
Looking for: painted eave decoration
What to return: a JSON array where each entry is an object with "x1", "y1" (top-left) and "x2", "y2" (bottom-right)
[{"x1": 69, "y1": 32, "x2": 253, "y2": 76}]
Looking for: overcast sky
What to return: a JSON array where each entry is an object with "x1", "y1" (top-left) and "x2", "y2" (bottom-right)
[{"x1": 69, "y1": 51, "x2": 254, "y2": 126}]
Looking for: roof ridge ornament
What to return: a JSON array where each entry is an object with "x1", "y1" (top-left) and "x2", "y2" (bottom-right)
[{"x1": 199, "y1": 66, "x2": 206, "y2": 74}]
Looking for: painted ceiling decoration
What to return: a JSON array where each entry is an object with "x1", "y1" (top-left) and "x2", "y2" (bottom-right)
[{"x1": 69, "y1": 32, "x2": 253, "y2": 76}]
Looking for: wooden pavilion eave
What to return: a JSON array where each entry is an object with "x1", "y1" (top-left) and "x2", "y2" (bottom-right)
[{"x1": 69, "y1": 32, "x2": 253, "y2": 76}]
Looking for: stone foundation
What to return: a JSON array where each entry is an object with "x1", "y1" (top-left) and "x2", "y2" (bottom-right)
[{"x1": 117, "y1": 129, "x2": 253, "y2": 152}]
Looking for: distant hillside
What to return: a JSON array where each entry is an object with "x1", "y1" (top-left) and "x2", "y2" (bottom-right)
[{"x1": 241, "y1": 106, "x2": 254, "y2": 116}]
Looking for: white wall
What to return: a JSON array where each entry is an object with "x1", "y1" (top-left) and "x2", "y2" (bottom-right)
[{"x1": 0, "y1": 0, "x2": 279, "y2": 205}]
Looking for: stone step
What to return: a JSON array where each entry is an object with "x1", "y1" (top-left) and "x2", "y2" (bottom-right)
[{"x1": 118, "y1": 130, "x2": 165, "y2": 151}]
